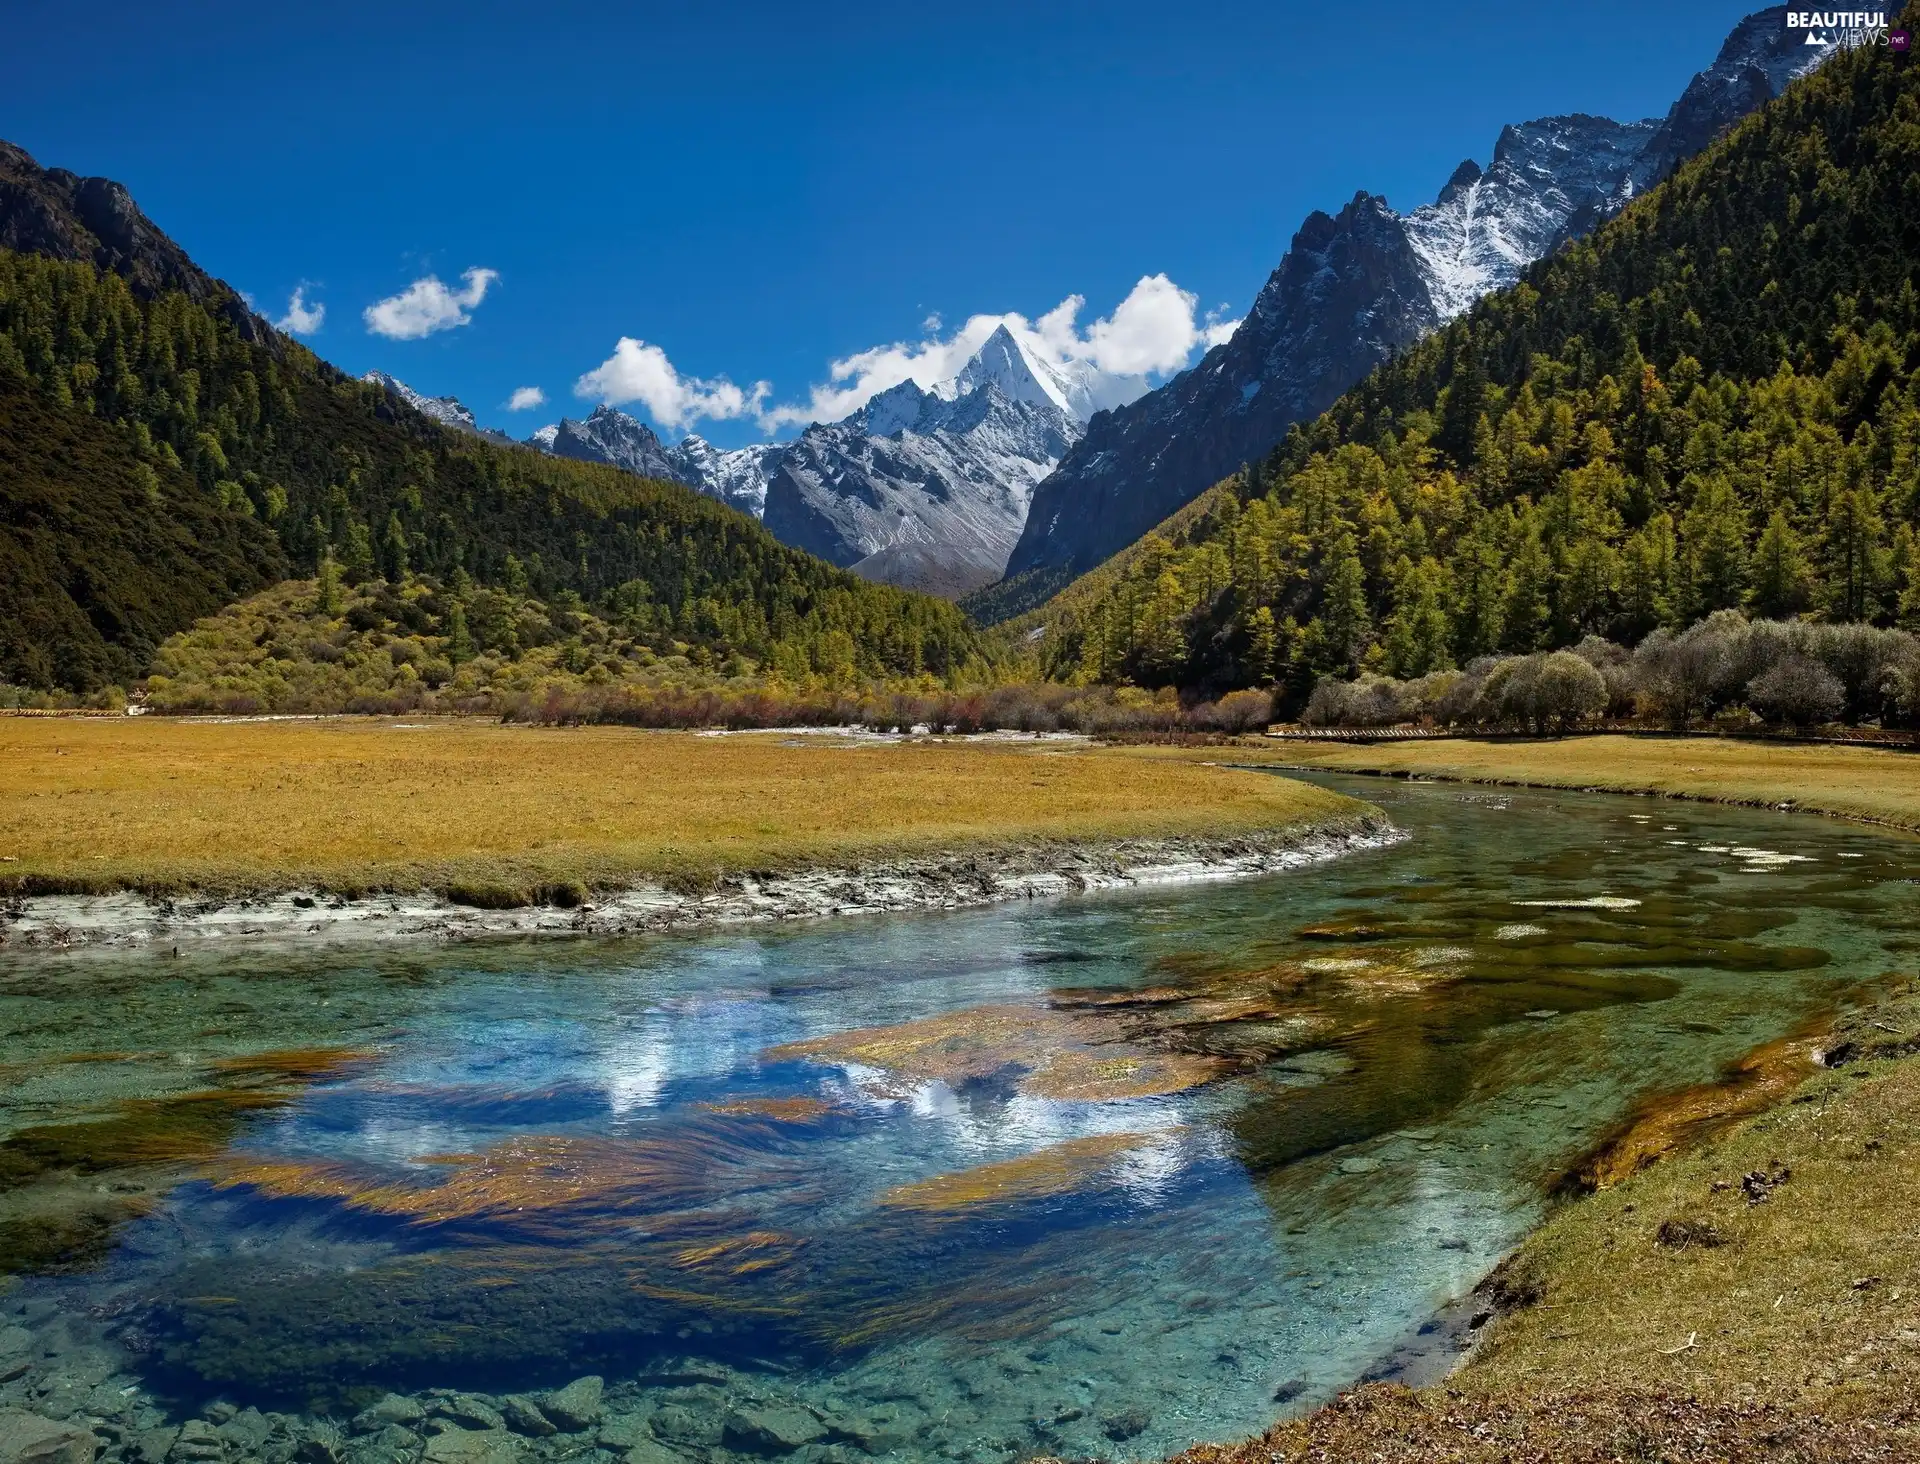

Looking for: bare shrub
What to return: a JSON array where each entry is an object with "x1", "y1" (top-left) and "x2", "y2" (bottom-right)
[{"x1": 1746, "y1": 655, "x2": 1844, "y2": 728}]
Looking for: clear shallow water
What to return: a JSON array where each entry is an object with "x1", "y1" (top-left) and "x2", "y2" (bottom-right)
[{"x1": 1, "y1": 774, "x2": 1917, "y2": 1463}]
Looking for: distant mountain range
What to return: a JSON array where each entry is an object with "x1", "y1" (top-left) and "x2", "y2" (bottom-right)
[
  {"x1": 988, "y1": 5, "x2": 1835, "y2": 615},
  {"x1": 369, "y1": 322, "x2": 1139, "y2": 597}
]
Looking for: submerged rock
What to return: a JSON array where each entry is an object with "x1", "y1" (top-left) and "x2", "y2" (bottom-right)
[
  {"x1": 352, "y1": 1396, "x2": 424, "y2": 1434},
  {"x1": 615, "y1": 1442, "x2": 682, "y2": 1464},
  {"x1": 166, "y1": 1418, "x2": 223, "y2": 1462},
  {"x1": 0, "y1": 1408, "x2": 97, "y2": 1464},
  {"x1": 421, "y1": 1428, "x2": 517, "y2": 1463},
  {"x1": 1101, "y1": 1405, "x2": 1152, "y2": 1441},
  {"x1": 722, "y1": 1405, "x2": 827, "y2": 1453},
  {"x1": 541, "y1": 1376, "x2": 604, "y2": 1431},
  {"x1": 593, "y1": 1414, "x2": 651, "y2": 1449},
  {"x1": 649, "y1": 1404, "x2": 720, "y2": 1446},
  {"x1": 431, "y1": 1397, "x2": 502, "y2": 1433},
  {"x1": 498, "y1": 1397, "x2": 554, "y2": 1438}
]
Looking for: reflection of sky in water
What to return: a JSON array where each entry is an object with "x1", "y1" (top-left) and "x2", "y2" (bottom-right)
[{"x1": 3, "y1": 774, "x2": 1918, "y2": 1462}]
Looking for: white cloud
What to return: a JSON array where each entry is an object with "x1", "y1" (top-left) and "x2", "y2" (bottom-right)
[
  {"x1": 574, "y1": 338, "x2": 770, "y2": 431},
  {"x1": 506, "y1": 385, "x2": 546, "y2": 411},
  {"x1": 363, "y1": 267, "x2": 499, "y2": 340},
  {"x1": 275, "y1": 286, "x2": 325, "y2": 335},
  {"x1": 761, "y1": 274, "x2": 1232, "y2": 430},
  {"x1": 1204, "y1": 304, "x2": 1240, "y2": 347}
]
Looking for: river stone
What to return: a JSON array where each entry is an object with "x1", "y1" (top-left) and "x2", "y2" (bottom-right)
[
  {"x1": 342, "y1": 1436, "x2": 410, "y2": 1464},
  {"x1": 433, "y1": 1397, "x2": 503, "y2": 1433},
  {"x1": 540, "y1": 1377, "x2": 603, "y2": 1432},
  {"x1": 294, "y1": 1434, "x2": 343, "y2": 1464},
  {"x1": 617, "y1": 1443, "x2": 682, "y2": 1464},
  {"x1": 0, "y1": 1410, "x2": 97, "y2": 1464},
  {"x1": 131, "y1": 1427, "x2": 177, "y2": 1464},
  {"x1": 421, "y1": 1429, "x2": 517, "y2": 1464},
  {"x1": 1337, "y1": 1156, "x2": 1380, "y2": 1175},
  {"x1": 216, "y1": 1408, "x2": 273, "y2": 1454},
  {"x1": 353, "y1": 1396, "x2": 425, "y2": 1434},
  {"x1": 648, "y1": 1405, "x2": 718, "y2": 1446},
  {"x1": 167, "y1": 1418, "x2": 224, "y2": 1461},
  {"x1": 498, "y1": 1398, "x2": 554, "y2": 1438},
  {"x1": 722, "y1": 1406, "x2": 827, "y2": 1454},
  {"x1": 1101, "y1": 1406, "x2": 1152, "y2": 1442},
  {"x1": 594, "y1": 1414, "x2": 651, "y2": 1449}
]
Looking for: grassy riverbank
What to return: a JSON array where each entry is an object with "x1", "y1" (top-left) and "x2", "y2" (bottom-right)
[
  {"x1": 0, "y1": 718, "x2": 1366, "y2": 901},
  {"x1": 1248, "y1": 734, "x2": 1920, "y2": 834},
  {"x1": 1172, "y1": 991, "x2": 1920, "y2": 1462},
  {"x1": 1158, "y1": 735, "x2": 1920, "y2": 1461}
]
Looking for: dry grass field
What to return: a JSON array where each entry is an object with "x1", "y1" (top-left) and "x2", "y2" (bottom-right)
[
  {"x1": 0, "y1": 717, "x2": 1364, "y2": 898},
  {"x1": 1229, "y1": 735, "x2": 1920, "y2": 833}
]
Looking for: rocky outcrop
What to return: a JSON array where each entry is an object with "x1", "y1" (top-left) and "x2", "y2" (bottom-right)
[{"x1": 0, "y1": 141, "x2": 272, "y2": 347}]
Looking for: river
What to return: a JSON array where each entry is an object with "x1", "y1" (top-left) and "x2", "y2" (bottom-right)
[{"x1": 1, "y1": 773, "x2": 1915, "y2": 1464}]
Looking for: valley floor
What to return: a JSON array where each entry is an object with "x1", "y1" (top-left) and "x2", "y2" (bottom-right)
[
  {"x1": 0, "y1": 717, "x2": 1377, "y2": 948},
  {"x1": 1238, "y1": 733, "x2": 1920, "y2": 836},
  {"x1": 1145, "y1": 733, "x2": 1920, "y2": 1462}
]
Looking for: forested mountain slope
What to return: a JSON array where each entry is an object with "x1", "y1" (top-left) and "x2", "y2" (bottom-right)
[
  {"x1": 1021, "y1": 26, "x2": 1920, "y2": 698},
  {"x1": 0, "y1": 144, "x2": 983, "y2": 690},
  {"x1": 985, "y1": 5, "x2": 1834, "y2": 620}
]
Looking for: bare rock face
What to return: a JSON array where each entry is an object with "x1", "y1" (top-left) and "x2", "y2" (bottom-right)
[{"x1": 1004, "y1": 191, "x2": 1435, "y2": 598}]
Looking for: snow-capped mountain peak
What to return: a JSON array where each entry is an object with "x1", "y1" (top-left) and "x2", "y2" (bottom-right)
[
  {"x1": 947, "y1": 324, "x2": 1066, "y2": 412},
  {"x1": 1002, "y1": 5, "x2": 1841, "y2": 600},
  {"x1": 941, "y1": 323, "x2": 1142, "y2": 425}
]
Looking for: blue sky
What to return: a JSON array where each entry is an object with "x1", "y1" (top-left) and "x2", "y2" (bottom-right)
[{"x1": 8, "y1": 0, "x2": 1764, "y2": 447}]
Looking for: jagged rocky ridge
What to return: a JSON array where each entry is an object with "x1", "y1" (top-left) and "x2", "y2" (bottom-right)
[
  {"x1": 535, "y1": 404, "x2": 779, "y2": 518},
  {"x1": 990, "y1": 5, "x2": 1836, "y2": 614},
  {"x1": 538, "y1": 325, "x2": 1138, "y2": 594},
  {"x1": 761, "y1": 325, "x2": 1118, "y2": 596},
  {"x1": 360, "y1": 371, "x2": 517, "y2": 446}
]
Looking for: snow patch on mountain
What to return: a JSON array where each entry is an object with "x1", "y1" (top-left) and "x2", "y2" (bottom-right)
[
  {"x1": 362, "y1": 371, "x2": 513, "y2": 444},
  {"x1": 1404, "y1": 115, "x2": 1659, "y2": 321}
]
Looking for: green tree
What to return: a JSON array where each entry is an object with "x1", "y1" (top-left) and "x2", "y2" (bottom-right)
[
  {"x1": 1310, "y1": 530, "x2": 1371, "y2": 673},
  {"x1": 1245, "y1": 604, "x2": 1278, "y2": 683},
  {"x1": 1823, "y1": 485, "x2": 1886, "y2": 623},
  {"x1": 1679, "y1": 474, "x2": 1749, "y2": 617},
  {"x1": 1502, "y1": 521, "x2": 1553, "y2": 652},
  {"x1": 445, "y1": 599, "x2": 474, "y2": 662},
  {"x1": 1749, "y1": 509, "x2": 1812, "y2": 619},
  {"x1": 1383, "y1": 557, "x2": 1454, "y2": 678},
  {"x1": 316, "y1": 552, "x2": 344, "y2": 618},
  {"x1": 1134, "y1": 568, "x2": 1189, "y2": 683}
]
